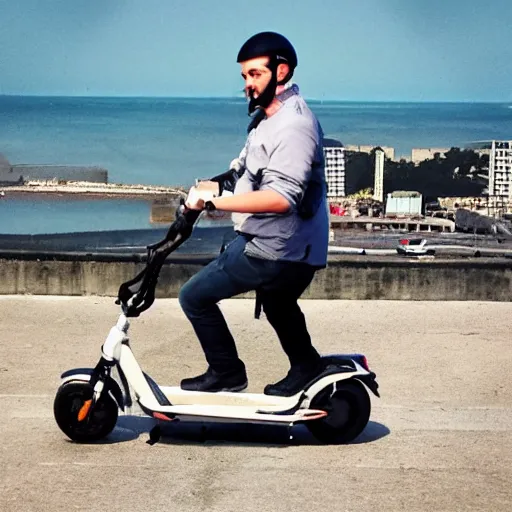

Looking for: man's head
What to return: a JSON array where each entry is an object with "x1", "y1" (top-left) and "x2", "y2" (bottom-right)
[{"x1": 237, "y1": 32, "x2": 297, "y2": 114}]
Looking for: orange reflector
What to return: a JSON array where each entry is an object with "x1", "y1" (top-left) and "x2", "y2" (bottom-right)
[
  {"x1": 77, "y1": 399, "x2": 92, "y2": 422},
  {"x1": 301, "y1": 410, "x2": 329, "y2": 421},
  {"x1": 153, "y1": 412, "x2": 174, "y2": 422}
]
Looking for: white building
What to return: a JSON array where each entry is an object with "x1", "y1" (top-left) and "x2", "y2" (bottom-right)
[
  {"x1": 385, "y1": 191, "x2": 422, "y2": 217},
  {"x1": 373, "y1": 148, "x2": 385, "y2": 202},
  {"x1": 323, "y1": 139, "x2": 345, "y2": 198},
  {"x1": 489, "y1": 141, "x2": 512, "y2": 199}
]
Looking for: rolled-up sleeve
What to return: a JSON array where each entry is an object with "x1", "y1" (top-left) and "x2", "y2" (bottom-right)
[{"x1": 259, "y1": 120, "x2": 318, "y2": 209}]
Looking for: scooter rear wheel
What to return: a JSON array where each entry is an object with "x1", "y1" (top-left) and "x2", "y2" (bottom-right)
[
  {"x1": 306, "y1": 379, "x2": 371, "y2": 444},
  {"x1": 54, "y1": 381, "x2": 118, "y2": 442}
]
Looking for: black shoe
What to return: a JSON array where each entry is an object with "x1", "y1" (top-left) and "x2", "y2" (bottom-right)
[
  {"x1": 264, "y1": 363, "x2": 324, "y2": 397},
  {"x1": 180, "y1": 367, "x2": 248, "y2": 392}
]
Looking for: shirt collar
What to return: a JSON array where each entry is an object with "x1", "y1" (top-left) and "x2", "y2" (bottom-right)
[{"x1": 276, "y1": 83, "x2": 300, "y2": 103}]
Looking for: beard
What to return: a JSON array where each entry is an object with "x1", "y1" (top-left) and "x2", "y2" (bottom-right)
[{"x1": 247, "y1": 71, "x2": 278, "y2": 115}]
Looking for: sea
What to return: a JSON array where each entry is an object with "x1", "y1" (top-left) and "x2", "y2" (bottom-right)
[{"x1": 1, "y1": 95, "x2": 511, "y2": 236}]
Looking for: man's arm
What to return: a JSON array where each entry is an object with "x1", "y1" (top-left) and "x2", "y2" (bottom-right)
[
  {"x1": 186, "y1": 155, "x2": 290, "y2": 213},
  {"x1": 186, "y1": 188, "x2": 289, "y2": 213},
  {"x1": 259, "y1": 120, "x2": 319, "y2": 210},
  {"x1": 210, "y1": 189, "x2": 289, "y2": 213}
]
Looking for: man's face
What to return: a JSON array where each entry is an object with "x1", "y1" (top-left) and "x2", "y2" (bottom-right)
[{"x1": 240, "y1": 56, "x2": 272, "y2": 100}]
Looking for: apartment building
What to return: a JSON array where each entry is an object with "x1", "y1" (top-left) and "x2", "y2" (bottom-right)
[
  {"x1": 323, "y1": 138, "x2": 345, "y2": 198},
  {"x1": 489, "y1": 140, "x2": 512, "y2": 198}
]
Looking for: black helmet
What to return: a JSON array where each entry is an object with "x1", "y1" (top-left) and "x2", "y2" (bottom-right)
[{"x1": 237, "y1": 32, "x2": 298, "y2": 71}]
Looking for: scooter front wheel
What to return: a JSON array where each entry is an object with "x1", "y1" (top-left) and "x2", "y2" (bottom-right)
[
  {"x1": 306, "y1": 379, "x2": 371, "y2": 444},
  {"x1": 54, "y1": 381, "x2": 118, "y2": 442}
]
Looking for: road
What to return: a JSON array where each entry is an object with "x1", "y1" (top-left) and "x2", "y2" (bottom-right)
[{"x1": 1, "y1": 297, "x2": 511, "y2": 512}]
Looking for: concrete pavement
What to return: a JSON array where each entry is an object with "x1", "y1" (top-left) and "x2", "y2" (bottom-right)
[{"x1": 0, "y1": 296, "x2": 511, "y2": 512}]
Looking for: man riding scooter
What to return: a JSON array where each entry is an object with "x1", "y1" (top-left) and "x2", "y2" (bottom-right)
[{"x1": 179, "y1": 31, "x2": 330, "y2": 397}]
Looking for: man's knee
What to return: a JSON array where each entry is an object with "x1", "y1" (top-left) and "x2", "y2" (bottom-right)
[
  {"x1": 179, "y1": 272, "x2": 222, "y2": 319},
  {"x1": 178, "y1": 278, "x2": 202, "y2": 317}
]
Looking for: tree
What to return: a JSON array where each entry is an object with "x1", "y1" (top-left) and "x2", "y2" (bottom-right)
[
  {"x1": 382, "y1": 148, "x2": 487, "y2": 201},
  {"x1": 344, "y1": 151, "x2": 374, "y2": 194},
  {"x1": 343, "y1": 148, "x2": 488, "y2": 201}
]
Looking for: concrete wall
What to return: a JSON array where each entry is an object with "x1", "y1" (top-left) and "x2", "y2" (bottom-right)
[{"x1": 1, "y1": 253, "x2": 511, "y2": 301}]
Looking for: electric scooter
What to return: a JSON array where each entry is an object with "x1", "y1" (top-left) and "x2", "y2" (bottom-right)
[{"x1": 53, "y1": 174, "x2": 380, "y2": 445}]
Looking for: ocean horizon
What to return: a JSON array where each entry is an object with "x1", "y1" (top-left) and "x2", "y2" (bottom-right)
[
  {"x1": 2, "y1": 93, "x2": 510, "y2": 103},
  {"x1": 1, "y1": 95, "x2": 511, "y2": 234}
]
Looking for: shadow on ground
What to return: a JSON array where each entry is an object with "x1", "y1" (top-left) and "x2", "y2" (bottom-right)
[{"x1": 85, "y1": 415, "x2": 390, "y2": 447}]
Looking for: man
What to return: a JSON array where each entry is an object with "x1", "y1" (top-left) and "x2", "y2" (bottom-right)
[{"x1": 179, "y1": 32, "x2": 329, "y2": 397}]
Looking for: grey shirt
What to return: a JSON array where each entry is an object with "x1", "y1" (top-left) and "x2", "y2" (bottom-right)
[{"x1": 233, "y1": 85, "x2": 329, "y2": 267}]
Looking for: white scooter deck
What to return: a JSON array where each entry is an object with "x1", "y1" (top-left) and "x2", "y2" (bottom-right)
[{"x1": 138, "y1": 386, "x2": 327, "y2": 424}]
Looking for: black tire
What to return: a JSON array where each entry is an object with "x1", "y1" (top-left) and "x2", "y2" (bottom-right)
[
  {"x1": 306, "y1": 379, "x2": 371, "y2": 444},
  {"x1": 54, "y1": 381, "x2": 118, "y2": 442}
]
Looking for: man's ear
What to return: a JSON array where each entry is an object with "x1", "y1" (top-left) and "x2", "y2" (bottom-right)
[{"x1": 276, "y1": 62, "x2": 290, "y2": 83}]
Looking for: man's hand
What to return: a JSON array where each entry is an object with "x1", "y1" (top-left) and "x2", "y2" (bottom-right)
[
  {"x1": 185, "y1": 181, "x2": 219, "y2": 210},
  {"x1": 229, "y1": 158, "x2": 244, "y2": 173}
]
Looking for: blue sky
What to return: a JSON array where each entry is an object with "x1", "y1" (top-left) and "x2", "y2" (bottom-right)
[{"x1": 1, "y1": 0, "x2": 511, "y2": 101}]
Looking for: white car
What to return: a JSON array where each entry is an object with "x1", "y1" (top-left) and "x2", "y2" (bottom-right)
[{"x1": 396, "y1": 238, "x2": 435, "y2": 256}]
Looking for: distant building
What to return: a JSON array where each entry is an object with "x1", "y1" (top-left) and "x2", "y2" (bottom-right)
[
  {"x1": 489, "y1": 141, "x2": 512, "y2": 199},
  {"x1": 467, "y1": 141, "x2": 512, "y2": 199},
  {"x1": 411, "y1": 146, "x2": 491, "y2": 164},
  {"x1": 373, "y1": 148, "x2": 385, "y2": 202},
  {"x1": 0, "y1": 153, "x2": 108, "y2": 184},
  {"x1": 11, "y1": 164, "x2": 108, "y2": 183},
  {"x1": 345, "y1": 144, "x2": 395, "y2": 161},
  {"x1": 0, "y1": 153, "x2": 9, "y2": 172},
  {"x1": 385, "y1": 191, "x2": 423, "y2": 217},
  {"x1": 0, "y1": 154, "x2": 23, "y2": 185},
  {"x1": 411, "y1": 148, "x2": 450, "y2": 164},
  {"x1": 323, "y1": 138, "x2": 345, "y2": 198}
]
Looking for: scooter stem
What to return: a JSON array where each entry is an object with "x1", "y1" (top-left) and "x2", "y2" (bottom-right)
[{"x1": 102, "y1": 313, "x2": 130, "y2": 361}]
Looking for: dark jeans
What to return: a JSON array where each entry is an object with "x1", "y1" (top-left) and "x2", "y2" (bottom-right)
[{"x1": 178, "y1": 234, "x2": 321, "y2": 374}]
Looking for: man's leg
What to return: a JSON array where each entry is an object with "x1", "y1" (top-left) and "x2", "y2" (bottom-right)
[
  {"x1": 178, "y1": 235, "x2": 277, "y2": 391},
  {"x1": 259, "y1": 263, "x2": 323, "y2": 396}
]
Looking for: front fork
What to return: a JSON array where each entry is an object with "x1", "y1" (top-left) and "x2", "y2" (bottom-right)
[
  {"x1": 77, "y1": 357, "x2": 117, "y2": 423},
  {"x1": 77, "y1": 313, "x2": 130, "y2": 423}
]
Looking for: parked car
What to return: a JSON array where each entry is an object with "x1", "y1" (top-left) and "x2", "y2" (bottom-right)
[{"x1": 396, "y1": 238, "x2": 435, "y2": 256}]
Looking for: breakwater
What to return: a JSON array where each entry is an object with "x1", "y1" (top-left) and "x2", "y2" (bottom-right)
[{"x1": 0, "y1": 180, "x2": 186, "y2": 198}]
